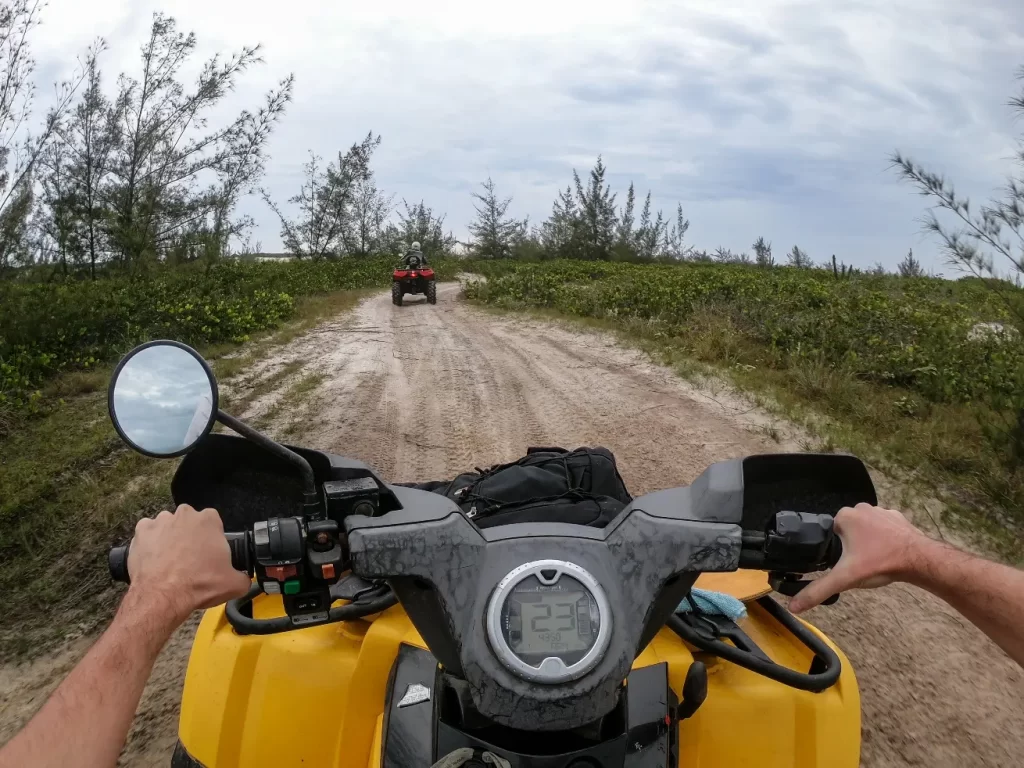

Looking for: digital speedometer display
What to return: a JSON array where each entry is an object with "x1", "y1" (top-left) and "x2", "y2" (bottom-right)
[
  {"x1": 510, "y1": 590, "x2": 589, "y2": 654},
  {"x1": 487, "y1": 560, "x2": 611, "y2": 684}
]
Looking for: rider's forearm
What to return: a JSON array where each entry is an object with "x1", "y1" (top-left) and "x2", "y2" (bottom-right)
[
  {"x1": 903, "y1": 538, "x2": 1024, "y2": 667},
  {"x1": 0, "y1": 587, "x2": 181, "y2": 768}
]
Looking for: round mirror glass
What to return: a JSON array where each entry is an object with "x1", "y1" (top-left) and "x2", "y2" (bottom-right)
[{"x1": 109, "y1": 342, "x2": 218, "y2": 457}]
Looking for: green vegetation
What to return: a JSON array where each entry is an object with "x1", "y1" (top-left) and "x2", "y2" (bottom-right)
[
  {"x1": 0, "y1": 258, "x2": 457, "y2": 423},
  {"x1": 464, "y1": 259, "x2": 1024, "y2": 552},
  {"x1": 465, "y1": 155, "x2": 693, "y2": 262}
]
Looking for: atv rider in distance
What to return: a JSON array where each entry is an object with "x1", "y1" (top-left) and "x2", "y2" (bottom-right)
[
  {"x1": 393, "y1": 242, "x2": 437, "y2": 305},
  {"x1": 402, "y1": 241, "x2": 427, "y2": 268}
]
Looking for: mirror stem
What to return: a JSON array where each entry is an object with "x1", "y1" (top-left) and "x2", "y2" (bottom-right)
[{"x1": 216, "y1": 410, "x2": 321, "y2": 515}]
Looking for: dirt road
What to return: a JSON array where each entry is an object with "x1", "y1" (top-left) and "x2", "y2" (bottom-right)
[{"x1": 5, "y1": 283, "x2": 1024, "y2": 766}]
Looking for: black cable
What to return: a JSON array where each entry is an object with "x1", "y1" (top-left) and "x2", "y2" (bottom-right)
[{"x1": 226, "y1": 583, "x2": 399, "y2": 635}]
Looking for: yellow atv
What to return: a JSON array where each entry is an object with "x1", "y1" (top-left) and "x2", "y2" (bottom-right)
[{"x1": 106, "y1": 341, "x2": 873, "y2": 768}]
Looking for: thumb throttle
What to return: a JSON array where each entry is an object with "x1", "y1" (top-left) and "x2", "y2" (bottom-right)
[
  {"x1": 768, "y1": 572, "x2": 840, "y2": 606},
  {"x1": 107, "y1": 532, "x2": 253, "y2": 584}
]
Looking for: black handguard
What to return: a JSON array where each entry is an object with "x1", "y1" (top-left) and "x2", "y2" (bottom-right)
[{"x1": 107, "y1": 531, "x2": 252, "y2": 585}]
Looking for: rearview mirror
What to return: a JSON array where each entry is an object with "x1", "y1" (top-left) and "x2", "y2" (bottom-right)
[{"x1": 108, "y1": 341, "x2": 218, "y2": 458}]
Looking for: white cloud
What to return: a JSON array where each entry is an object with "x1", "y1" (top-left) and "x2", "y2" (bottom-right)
[{"x1": 29, "y1": 0, "x2": 1024, "y2": 269}]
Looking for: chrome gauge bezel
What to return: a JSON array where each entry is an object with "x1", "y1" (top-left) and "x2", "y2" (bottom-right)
[{"x1": 486, "y1": 559, "x2": 612, "y2": 684}]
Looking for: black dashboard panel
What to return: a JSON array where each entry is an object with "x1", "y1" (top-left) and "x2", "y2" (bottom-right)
[{"x1": 346, "y1": 495, "x2": 739, "y2": 732}]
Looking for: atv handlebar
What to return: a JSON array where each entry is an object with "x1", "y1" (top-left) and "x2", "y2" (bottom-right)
[
  {"x1": 737, "y1": 510, "x2": 843, "y2": 572},
  {"x1": 107, "y1": 531, "x2": 252, "y2": 585},
  {"x1": 106, "y1": 505, "x2": 842, "y2": 648},
  {"x1": 108, "y1": 509, "x2": 843, "y2": 586}
]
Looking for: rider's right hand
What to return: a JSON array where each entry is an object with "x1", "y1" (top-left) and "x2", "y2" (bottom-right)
[
  {"x1": 127, "y1": 504, "x2": 252, "y2": 626},
  {"x1": 789, "y1": 502, "x2": 931, "y2": 614}
]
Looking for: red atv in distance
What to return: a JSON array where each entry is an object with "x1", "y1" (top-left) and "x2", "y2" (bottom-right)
[{"x1": 392, "y1": 255, "x2": 436, "y2": 306}]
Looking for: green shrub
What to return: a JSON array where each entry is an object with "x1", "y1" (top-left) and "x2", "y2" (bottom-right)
[
  {"x1": 0, "y1": 257, "x2": 458, "y2": 414},
  {"x1": 464, "y1": 259, "x2": 1024, "y2": 406}
]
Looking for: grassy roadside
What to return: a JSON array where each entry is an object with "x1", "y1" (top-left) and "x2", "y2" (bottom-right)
[
  {"x1": 0, "y1": 288, "x2": 373, "y2": 662},
  {"x1": 466, "y1": 294, "x2": 1024, "y2": 563}
]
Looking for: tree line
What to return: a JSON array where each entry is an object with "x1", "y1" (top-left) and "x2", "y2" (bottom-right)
[
  {"x1": 0, "y1": 0, "x2": 462, "y2": 277},
  {"x1": 0, "y1": 0, "x2": 1000, "y2": 279},
  {"x1": 0, "y1": 3, "x2": 298, "y2": 279},
  {"x1": 260, "y1": 133, "x2": 455, "y2": 260},
  {"x1": 462, "y1": 155, "x2": 927, "y2": 277},
  {"x1": 465, "y1": 156, "x2": 690, "y2": 263}
]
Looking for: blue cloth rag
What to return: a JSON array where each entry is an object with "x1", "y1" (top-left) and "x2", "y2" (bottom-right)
[{"x1": 676, "y1": 588, "x2": 747, "y2": 621}]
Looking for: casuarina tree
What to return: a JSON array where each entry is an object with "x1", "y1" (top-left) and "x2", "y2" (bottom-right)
[{"x1": 468, "y1": 177, "x2": 526, "y2": 258}]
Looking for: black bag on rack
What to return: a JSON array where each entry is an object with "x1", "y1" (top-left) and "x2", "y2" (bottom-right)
[{"x1": 405, "y1": 447, "x2": 632, "y2": 529}]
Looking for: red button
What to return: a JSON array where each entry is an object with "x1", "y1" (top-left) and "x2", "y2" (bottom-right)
[
  {"x1": 266, "y1": 565, "x2": 296, "y2": 581},
  {"x1": 321, "y1": 563, "x2": 336, "y2": 580}
]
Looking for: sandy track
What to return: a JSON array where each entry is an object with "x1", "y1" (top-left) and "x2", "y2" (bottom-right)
[{"x1": 4, "y1": 283, "x2": 1023, "y2": 766}]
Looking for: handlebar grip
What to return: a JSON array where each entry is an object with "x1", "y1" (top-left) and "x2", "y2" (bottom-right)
[
  {"x1": 825, "y1": 535, "x2": 843, "y2": 569},
  {"x1": 225, "y1": 531, "x2": 253, "y2": 574},
  {"x1": 108, "y1": 545, "x2": 131, "y2": 584},
  {"x1": 107, "y1": 531, "x2": 253, "y2": 585}
]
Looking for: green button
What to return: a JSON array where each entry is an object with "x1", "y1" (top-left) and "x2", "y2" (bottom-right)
[{"x1": 283, "y1": 580, "x2": 301, "y2": 595}]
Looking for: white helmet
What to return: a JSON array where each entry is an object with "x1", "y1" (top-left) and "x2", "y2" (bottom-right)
[{"x1": 412, "y1": 241, "x2": 421, "y2": 251}]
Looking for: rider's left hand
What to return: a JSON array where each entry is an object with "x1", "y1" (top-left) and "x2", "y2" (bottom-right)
[{"x1": 127, "y1": 504, "x2": 252, "y2": 625}]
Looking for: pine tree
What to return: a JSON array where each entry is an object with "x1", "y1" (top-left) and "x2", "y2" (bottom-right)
[
  {"x1": 892, "y1": 70, "x2": 1024, "y2": 474},
  {"x1": 0, "y1": 2, "x2": 86, "y2": 276},
  {"x1": 634, "y1": 192, "x2": 666, "y2": 260},
  {"x1": 48, "y1": 45, "x2": 117, "y2": 278},
  {"x1": 37, "y1": 137, "x2": 81, "y2": 274},
  {"x1": 263, "y1": 134, "x2": 380, "y2": 259},
  {"x1": 541, "y1": 184, "x2": 579, "y2": 258},
  {"x1": 468, "y1": 177, "x2": 526, "y2": 258},
  {"x1": 662, "y1": 203, "x2": 691, "y2": 259},
  {"x1": 897, "y1": 248, "x2": 924, "y2": 277},
  {"x1": 787, "y1": 245, "x2": 812, "y2": 268},
  {"x1": 753, "y1": 236, "x2": 774, "y2": 267},
  {"x1": 388, "y1": 200, "x2": 456, "y2": 257},
  {"x1": 617, "y1": 181, "x2": 635, "y2": 248},
  {"x1": 107, "y1": 13, "x2": 292, "y2": 269},
  {"x1": 344, "y1": 177, "x2": 393, "y2": 257},
  {"x1": 573, "y1": 156, "x2": 617, "y2": 260}
]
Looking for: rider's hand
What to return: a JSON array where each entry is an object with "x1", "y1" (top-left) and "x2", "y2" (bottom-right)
[
  {"x1": 788, "y1": 502, "x2": 931, "y2": 614},
  {"x1": 126, "y1": 504, "x2": 252, "y2": 626}
]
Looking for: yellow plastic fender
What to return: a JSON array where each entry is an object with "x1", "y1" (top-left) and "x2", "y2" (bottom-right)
[{"x1": 176, "y1": 582, "x2": 859, "y2": 767}]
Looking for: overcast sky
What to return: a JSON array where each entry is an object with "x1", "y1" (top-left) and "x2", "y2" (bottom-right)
[{"x1": 31, "y1": 0, "x2": 1024, "y2": 271}]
